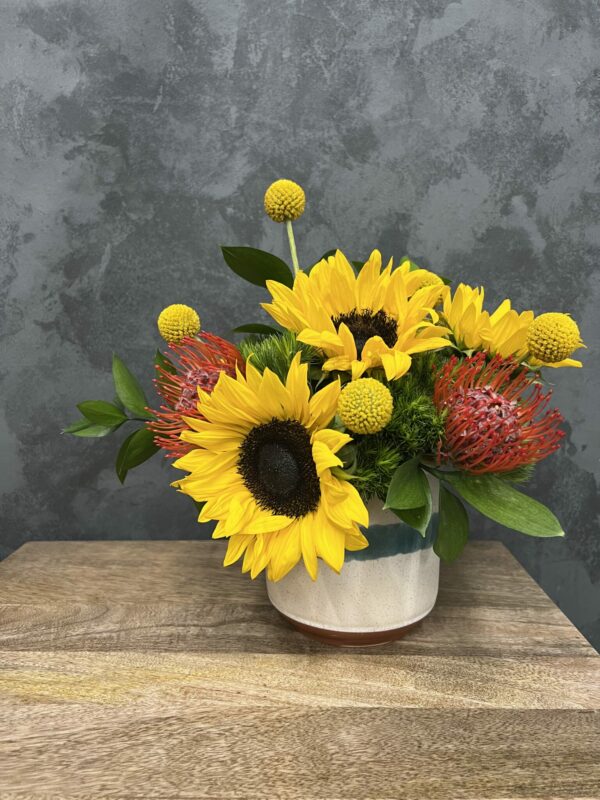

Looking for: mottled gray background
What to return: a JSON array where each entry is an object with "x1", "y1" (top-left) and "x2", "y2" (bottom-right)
[{"x1": 1, "y1": 0, "x2": 599, "y2": 647}]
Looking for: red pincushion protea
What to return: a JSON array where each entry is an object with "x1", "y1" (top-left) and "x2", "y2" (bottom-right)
[
  {"x1": 433, "y1": 353, "x2": 564, "y2": 474},
  {"x1": 148, "y1": 334, "x2": 243, "y2": 458}
]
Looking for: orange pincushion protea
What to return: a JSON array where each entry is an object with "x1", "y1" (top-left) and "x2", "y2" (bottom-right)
[
  {"x1": 149, "y1": 334, "x2": 243, "y2": 458},
  {"x1": 433, "y1": 353, "x2": 564, "y2": 474}
]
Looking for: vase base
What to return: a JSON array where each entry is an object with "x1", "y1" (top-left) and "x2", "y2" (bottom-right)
[{"x1": 278, "y1": 612, "x2": 425, "y2": 647}]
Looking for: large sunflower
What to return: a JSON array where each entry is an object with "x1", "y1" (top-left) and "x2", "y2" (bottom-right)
[
  {"x1": 442, "y1": 283, "x2": 533, "y2": 360},
  {"x1": 262, "y1": 250, "x2": 450, "y2": 380},
  {"x1": 173, "y1": 354, "x2": 368, "y2": 581}
]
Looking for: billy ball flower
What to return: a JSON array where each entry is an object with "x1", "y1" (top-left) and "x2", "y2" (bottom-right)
[
  {"x1": 527, "y1": 312, "x2": 584, "y2": 367},
  {"x1": 264, "y1": 179, "x2": 306, "y2": 223},
  {"x1": 157, "y1": 304, "x2": 200, "y2": 344},
  {"x1": 338, "y1": 378, "x2": 393, "y2": 435},
  {"x1": 433, "y1": 353, "x2": 564, "y2": 474}
]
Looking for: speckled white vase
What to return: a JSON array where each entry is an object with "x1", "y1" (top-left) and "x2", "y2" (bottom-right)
[{"x1": 267, "y1": 495, "x2": 440, "y2": 646}]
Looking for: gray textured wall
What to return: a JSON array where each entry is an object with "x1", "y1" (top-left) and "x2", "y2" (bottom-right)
[{"x1": 1, "y1": 0, "x2": 599, "y2": 647}]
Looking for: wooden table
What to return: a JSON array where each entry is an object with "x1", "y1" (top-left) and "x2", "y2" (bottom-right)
[{"x1": 0, "y1": 541, "x2": 598, "y2": 799}]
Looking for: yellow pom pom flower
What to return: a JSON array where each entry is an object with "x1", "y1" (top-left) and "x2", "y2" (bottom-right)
[
  {"x1": 527, "y1": 312, "x2": 584, "y2": 368},
  {"x1": 264, "y1": 179, "x2": 306, "y2": 223},
  {"x1": 338, "y1": 378, "x2": 393, "y2": 435},
  {"x1": 157, "y1": 304, "x2": 200, "y2": 344}
]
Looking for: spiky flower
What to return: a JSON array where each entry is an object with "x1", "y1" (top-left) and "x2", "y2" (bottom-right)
[
  {"x1": 338, "y1": 378, "x2": 393, "y2": 434},
  {"x1": 527, "y1": 312, "x2": 584, "y2": 368},
  {"x1": 264, "y1": 179, "x2": 306, "y2": 222},
  {"x1": 148, "y1": 334, "x2": 242, "y2": 457},
  {"x1": 434, "y1": 353, "x2": 564, "y2": 474},
  {"x1": 157, "y1": 304, "x2": 201, "y2": 344}
]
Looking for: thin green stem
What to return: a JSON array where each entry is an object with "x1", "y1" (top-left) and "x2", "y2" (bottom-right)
[{"x1": 286, "y1": 219, "x2": 300, "y2": 275}]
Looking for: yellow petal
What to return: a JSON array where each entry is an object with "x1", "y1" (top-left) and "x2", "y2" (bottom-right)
[
  {"x1": 337, "y1": 322, "x2": 358, "y2": 361},
  {"x1": 381, "y1": 350, "x2": 412, "y2": 380},
  {"x1": 299, "y1": 515, "x2": 318, "y2": 581},
  {"x1": 223, "y1": 534, "x2": 251, "y2": 567},
  {"x1": 312, "y1": 428, "x2": 353, "y2": 454},
  {"x1": 298, "y1": 327, "x2": 343, "y2": 352},
  {"x1": 312, "y1": 440, "x2": 343, "y2": 476},
  {"x1": 540, "y1": 357, "x2": 583, "y2": 368},
  {"x1": 308, "y1": 379, "x2": 340, "y2": 430},
  {"x1": 322, "y1": 355, "x2": 352, "y2": 373},
  {"x1": 351, "y1": 360, "x2": 368, "y2": 380}
]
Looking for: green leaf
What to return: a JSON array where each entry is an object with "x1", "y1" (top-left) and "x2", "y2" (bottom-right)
[
  {"x1": 220, "y1": 246, "x2": 294, "y2": 289},
  {"x1": 436, "y1": 471, "x2": 564, "y2": 538},
  {"x1": 77, "y1": 400, "x2": 127, "y2": 427},
  {"x1": 385, "y1": 458, "x2": 429, "y2": 510},
  {"x1": 69, "y1": 421, "x2": 120, "y2": 438},
  {"x1": 115, "y1": 427, "x2": 160, "y2": 484},
  {"x1": 392, "y1": 484, "x2": 432, "y2": 537},
  {"x1": 233, "y1": 323, "x2": 281, "y2": 335},
  {"x1": 112, "y1": 354, "x2": 153, "y2": 419},
  {"x1": 434, "y1": 485, "x2": 469, "y2": 561},
  {"x1": 154, "y1": 349, "x2": 177, "y2": 375},
  {"x1": 63, "y1": 418, "x2": 95, "y2": 434}
]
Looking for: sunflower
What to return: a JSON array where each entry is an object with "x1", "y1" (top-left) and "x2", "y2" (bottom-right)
[
  {"x1": 173, "y1": 354, "x2": 369, "y2": 581},
  {"x1": 261, "y1": 250, "x2": 450, "y2": 380},
  {"x1": 442, "y1": 283, "x2": 533, "y2": 360}
]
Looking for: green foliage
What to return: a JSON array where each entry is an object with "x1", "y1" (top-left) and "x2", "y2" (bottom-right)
[
  {"x1": 431, "y1": 469, "x2": 564, "y2": 538},
  {"x1": 434, "y1": 485, "x2": 469, "y2": 561},
  {"x1": 233, "y1": 323, "x2": 281, "y2": 335},
  {"x1": 393, "y1": 496, "x2": 433, "y2": 537},
  {"x1": 112, "y1": 354, "x2": 153, "y2": 419},
  {"x1": 386, "y1": 356, "x2": 445, "y2": 456},
  {"x1": 384, "y1": 458, "x2": 429, "y2": 510},
  {"x1": 238, "y1": 331, "x2": 320, "y2": 383},
  {"x1": 63, "y1": 419, "x2": 120, "y2": 437},
  {"x1": 384, "y1": 458, "x2": 432, "y2": 537},
  {"x1": 221, "y1": 246, "x2": 294, "y2": 288},
  {"x1": 350, "y1": 354, "x2": 445, "y2": 501},
  {"x1": 65, "y1": 353, "x2": 160, "y2": 482},
  {"x1": 116, "y1": 428, "x2": 160, "y2": 484},
  {"x1": 343, "y1": 439, "x2": 402, "y2": 502},
  {"x1": 77, "y1": 400, "x2": 127, "y2": 427}
]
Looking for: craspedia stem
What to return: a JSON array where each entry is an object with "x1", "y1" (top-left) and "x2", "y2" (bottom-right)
[{"x1": 286, "y1": 219, "x2": 300, "y2": 275}]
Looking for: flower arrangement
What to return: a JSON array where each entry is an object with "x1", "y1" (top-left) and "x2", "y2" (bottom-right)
[{"x1": 66, "y1": 179, "x2": 585, "y2": 585}]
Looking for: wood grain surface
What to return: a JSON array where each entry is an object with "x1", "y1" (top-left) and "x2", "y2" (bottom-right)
[{"x1": 0, "y1": 540, "x2": 598, "y2": 799}]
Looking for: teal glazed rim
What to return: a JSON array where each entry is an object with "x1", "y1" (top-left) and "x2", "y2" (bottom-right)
[{"x1": 345, "y1": 513, "x2": 437, "y2": 561}]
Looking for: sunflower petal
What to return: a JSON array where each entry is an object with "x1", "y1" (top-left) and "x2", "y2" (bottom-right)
[{"x1": 308, "y1": 379, "x2": 340, "y2": 430}]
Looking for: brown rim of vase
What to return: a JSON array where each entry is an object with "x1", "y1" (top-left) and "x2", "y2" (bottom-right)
[{"x1": 277, "y1": 611, "x2": 423, "y2": 647}]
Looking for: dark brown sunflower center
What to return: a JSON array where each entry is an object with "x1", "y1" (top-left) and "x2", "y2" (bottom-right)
[
  {"x1": 331, "y1": 308, "x2": 398, "y2": 355},
  {"x1": 238, "y1": 419, "x2": 321, "y2": 518}
]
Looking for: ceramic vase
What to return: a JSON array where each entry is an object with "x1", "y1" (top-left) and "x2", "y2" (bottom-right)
[{"x1": 267, "y1": 488, "x2": 440, "y2": 646}]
